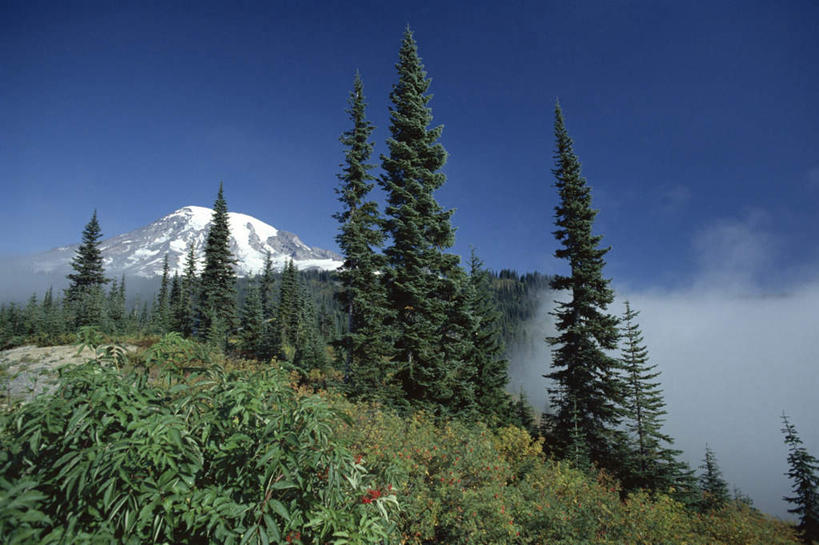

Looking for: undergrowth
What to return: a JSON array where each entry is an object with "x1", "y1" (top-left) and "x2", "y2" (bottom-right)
[{"x1": 0, "y1": 333, "x2": 800, "y2": 544}]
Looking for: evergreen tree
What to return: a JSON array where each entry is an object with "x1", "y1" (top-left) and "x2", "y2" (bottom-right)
[
  {"x1": 619, "y1": 301, "x2": 689, "y2": 493},
  {"x1": 568, "y1": 396, "x2": 592, "y2": 472},
  {"x1": 180, "y1": 243, "x2": 198, "y2": 337},
  {"x1": 199, "y1": 183, "x2": 237, "y2": 344},
  {"x1": 510, "y1": 388, "x2": 536, "y2": 434},
  {"x1": 152, "y1": 254, "x2": 171, "y2": 333},
  {"x1": 106, "y1": 278, "x2": 127, "y2": 334},
  {"x1": 169, "y1": 273, "x2": 182, "y2": 332},
  {"x1": 259, "y1": 251, "x2": 276, "y2": 321},
  {"x1": 22, "y1": 294, "x2": 39, "y2": 336},
  {"x1": 699, "y1": 445, "x2": 730, "y2": 511},
  {"x1": 334, "y1": 72, "x2": 392, "y2": 398},
  {"x1": 66, "y1": 210, "x2": 110, "y2": 326},
  {"x1": 41, "y1": 287, "x2": 63, "y2": 338},
  {"x1": 276, "y1": 259, "x2": 301, "y2": 360},
  {"x1": 781, "y1": 414, "x2": 819, "y2": 543},
  {"x1": 238, "y1": 281, "x2": 267, "y2": 360},
  {"x1": 138, "y1": 301, "x2": 150, "y2": 329},
  {"x1": 379, "y1": 27, "x2": 471, "y2": 415},
  {"x1": 293, "y1": 284, "x2": 326, "y2": 371},
  {"x1": 467, "y1": 250, "x2": 510, "y2": 423},
  {"x1": 544, "y1": 101, "x2": 624, "y2": 469}
]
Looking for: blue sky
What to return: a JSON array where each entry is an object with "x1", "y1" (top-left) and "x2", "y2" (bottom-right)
[
  {"x1": 2, "y1": 0, "x2": 819, "y2": 518},
  {"x1": 3, "y1": 0, "x2": 817, "y2": 290}
]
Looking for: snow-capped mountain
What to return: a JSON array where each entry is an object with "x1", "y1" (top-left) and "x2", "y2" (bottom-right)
[{"x1": 29, "y1": 206, "x2": 342, "y2": 278}]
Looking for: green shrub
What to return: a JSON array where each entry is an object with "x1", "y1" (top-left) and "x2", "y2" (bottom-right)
[
  {"x1": 0, "y1": 334, "x2": 397, "y2": 544},
  {"x1": 338, "y1": 401, "x2": 799, "y2": 545}
]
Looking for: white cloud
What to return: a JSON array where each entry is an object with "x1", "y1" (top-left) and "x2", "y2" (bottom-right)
[
  {"x1": 617, "y1": 213, "x2": 817, "y2": 519},
  {"x1": 691, "y1": 210, "x2": 777, "y2": 292},
  {"x1": 510, "y1": 212, "x2": 816, "y2": 519},
  {"x1": 618, "y1": 283, "x2": 819, "y2": 519}
]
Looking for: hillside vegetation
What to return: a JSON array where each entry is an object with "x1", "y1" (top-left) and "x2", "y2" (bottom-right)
[{"x1": 0, "y1": 333, "x2": 798, "y2": 544}]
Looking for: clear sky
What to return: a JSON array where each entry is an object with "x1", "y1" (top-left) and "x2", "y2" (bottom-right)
[
  {"x1": 2, "y1": 0, "x2": 818, "y2": 518},
  {"x1": 2, "y1": 0, "x2": 816, "y2": 288}
]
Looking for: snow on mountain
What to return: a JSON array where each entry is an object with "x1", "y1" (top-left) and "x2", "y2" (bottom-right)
[{"x1": 30, "y1": 206, "x2": 342, "y2": 278}]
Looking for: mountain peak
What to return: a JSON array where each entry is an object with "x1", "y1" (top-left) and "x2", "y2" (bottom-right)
[{"x1": 29, "y1": 207, "x2": 342, "y2": 278}]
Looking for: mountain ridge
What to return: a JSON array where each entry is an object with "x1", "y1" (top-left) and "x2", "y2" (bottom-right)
[{"x1": 28, "y1": 206, "x2": 342, "y2": 278}]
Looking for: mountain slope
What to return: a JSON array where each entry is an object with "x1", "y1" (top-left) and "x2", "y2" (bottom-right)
[{"x1": 29, "y1": 206, "x2": 342, "y2": 278}]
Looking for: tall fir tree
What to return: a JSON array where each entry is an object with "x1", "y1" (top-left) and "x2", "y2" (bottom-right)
[
  {"x1": 198, "y1": 183, "x2": 237, "y2": 344},
  {"x1": 567, "y1": 395, "x2": 592, "y2": 472},
  {"x1": 22, "y1": 294, "x2": 39, "y2": 336},
  {"x1": 180, "y1": 242, "x2": 198, "y2": 337},
  {"x1": 619, "y1": 301, "x2": 691, "y2": 494},
  {"x1": 41, "y1": 287, "x2": 63, "y2": 338},
  {"x1": 379, "y1": 27, "x2": 472, "y2": 415},
  {"x1": 259, "y1": 251, "x2": 276, "y2": 321},
  {"x1": 276, "y1": 259, "x2": 301, "y2": 359},
  {"x1": 334, "y1": 72, "x2": 391, "y2": 397},
  {"x1": 107, "y1": 277, "x2": 126, "y2": 333},
  {"x1": 698, "y1": 444, "x2": 730, "y2": 512},
  {"x1": 781, "y1": 414, "x2": 819, "y2": 543},
  {"x1": 238, "y1": 281, "x2": 267, "y2": 360},
  {"x1": 169, "y1": 272, "x2": 182, "y2": 332},
  {"x1": 293, "y1": 284, "x2": 326, "y2": 371},
  {"x1": 467, "y1": 249, "x2": 510, "y2": 423},
  {"x1": 545, "y1": 101, "x2": 624, "y2": 469},
  {"x1": 66, "y1": 210, "x2": 109, "y2": 299},
  {"x1": 66, "y1": 210, "x2": 110, "y2": 326},
  {"x1": 152, "y1": 254, "x2": 171, "y2": 333}
]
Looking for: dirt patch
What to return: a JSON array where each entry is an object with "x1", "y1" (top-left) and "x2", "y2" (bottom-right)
[{"x1": 0, "y1": 344, "x2": 134, "y2": 407}]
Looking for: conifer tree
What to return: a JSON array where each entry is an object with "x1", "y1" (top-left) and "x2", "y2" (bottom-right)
[
  {"x1": 180, "y1": 243, "x2": 198, "y2": 337},
  {"x1": 22, "y1": 294, "x2": 39, "y2": 336},
  {"x1": 699, "y1": 445, "x2": 730, "y2": 511},
  {"x1": 107, "y1": 277, "x2": 127, "y2": 334},
  {"x1": 510, "y1": 388, "x2": 536, "y2": 433},
  {"x1": 294, "y1": 285, "x2": 326, "y2": 371},
  {"x1": 152, "y1": 254, "x2": 171, "y2": 333},
  {"x1": 259, "y1": 251, "x2": 276, "y2": 321},
  {"x1": 138, "y1": 301, "x2": 149, "y2": 329},
  {"x1": 545, "y1": 101, "x2": 624, "y2": 469},
  {"x1": 41, "y1": 287, "x2": 63, "y2": 338},
  {"x1": 276, "y1": 259, "x2": 301, "y2": 359},
  {"x1": 781, "y1": 414, "x2": 819, "y2": 543},
  {"x1": 66, "y1": 210, "x2": 110, "y2": 326},
  {"x1": 568, "y1": 396, "x2": 592, "y2": 472},
  {"x1": 334, "y1": 72, "x2": 391, "y2": 397},
  {"x1": 199, "y1": 183, "x2": 237, "y2": 344},
  {"x1": 169, "y1": 273, "x2": 182, "y2": 332},
  {"x1": 379, "y1": 27, "x2": 470, "y2": 415},
  {"x1": 467, "y1": 250, "x2": 510, "y2": 422},
  {"x1": 238, "y1": 281, "x2": 266, "y2": 360},
  {"x1": 619, "y1": 301, "x2": 689, "y2": 493}
]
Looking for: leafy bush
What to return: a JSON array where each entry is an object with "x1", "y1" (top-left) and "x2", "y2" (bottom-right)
[
  {"x1": 0, "y1": 333, "x2": 799, "y2": 544},
  {"x1": 0, "y1": 334, "x2": 396, "y2": 544},
  {"x1": 338, "y1": 401, "x2": 799, "y2": 545}
]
